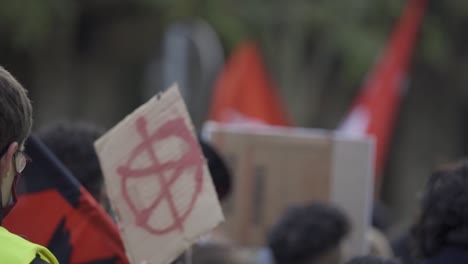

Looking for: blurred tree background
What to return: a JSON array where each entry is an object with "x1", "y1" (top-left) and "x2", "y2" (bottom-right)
[{"x1": 1, "y1": 0, "x2": 468, "y2": 235}]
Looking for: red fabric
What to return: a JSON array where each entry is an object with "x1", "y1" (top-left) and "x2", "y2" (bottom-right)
[
  {"x1": 340, "y1": 0, "x2": 427, "y2": 178},
  {"x1": 209, "y1": 41, "x2": 291, "y2": 126},
  {"x1": 4, "y1": 189, "x2": 129, "y2": 263},
  {"x1": 2, "y1": 135, "x2": 129, "y2": 264}
]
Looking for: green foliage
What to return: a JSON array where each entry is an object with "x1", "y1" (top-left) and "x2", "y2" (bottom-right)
[
  {"x1": 0, "y1": 0, "x2": 466, "y2": 85},
  {"x1": 419, "y1": 14, "x2": 451, "y2": 70},
  {"x1": 138, "y1": 0, "x2": 453, "y2": 87},
  {"x1": 335, "y1": 25, "x2": 385, "y2": 82},
  {"x1": 0, "y1": 0, "x2": 74, "y2": 49}
]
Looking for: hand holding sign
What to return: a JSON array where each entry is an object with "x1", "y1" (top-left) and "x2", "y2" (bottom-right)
[{"x1": 95, "y1": 85, "x2": 224, "y2": 264}]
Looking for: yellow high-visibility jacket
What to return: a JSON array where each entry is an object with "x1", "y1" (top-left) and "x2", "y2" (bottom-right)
[{"x1": 0, "y1": 226, "x2": 59, "y2": 263}]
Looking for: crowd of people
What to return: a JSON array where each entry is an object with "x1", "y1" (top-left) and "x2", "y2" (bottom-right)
[{"x1": 1, "y1": 65, "x2": 468, "y2": 264}]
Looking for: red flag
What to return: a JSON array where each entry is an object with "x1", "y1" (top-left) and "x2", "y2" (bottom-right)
[
  {"x1": 339, "y1": 0, "x2": 427, "y2": 179},
  {"x1": 209, "y1": 41, "x2": 291, "y2": 126},
  {"x1": 4, "y1": 136, "x2": 129, "y2": 264}
]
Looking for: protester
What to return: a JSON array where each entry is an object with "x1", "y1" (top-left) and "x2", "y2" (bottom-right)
[
  {"x1": 199, "y1": 138, "x2": 232, "y2": 201},
  {"x1": 412, "y1": 159, "x2": 468, "y2": 263},
  {"x1": 170, "y1": 139, "x2": 234, "y2": 264},
  {"x1": 37, "y1": 128, "x2": 232, "y2": 212},
  {"x1": 192, "y1": 243, "x2": 242, "y2": 264},
  {"x1": 187, "y1": 138, "x2": 233, "y2": 245},
  {"x1": 391, "y1": 229, "x2": 418, "y2": 264},
  {"x1": 346, "y1": 256, "x2": 400, "y2": 264},
  {"x1": 170, "y1": 243, "x2": 245, "y2": 264},
  {"x1": 267, "y1": 202, "x2": 350, "y2": 264},
  {"x1": 372, "y1": 202, "x2": 393, "y2": 235},
  {"x1": 37, "y1": 122, "x2": 105, "y2": 204},
  {"x1": 0, "y1": 66, "x2": 59, "y2": 263},
  {"x1": 5, "y1": 135, "x2": 129, "y2": 263}
]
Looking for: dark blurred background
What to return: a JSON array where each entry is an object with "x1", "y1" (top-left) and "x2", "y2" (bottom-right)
[{"x1": 1, "y1": 0, "x2": 467, "y2": 237}]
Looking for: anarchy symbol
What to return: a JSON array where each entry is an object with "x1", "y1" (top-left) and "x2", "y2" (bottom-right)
[{"x1": 117, "y1": 116, "x2": 204, "y2": 235}]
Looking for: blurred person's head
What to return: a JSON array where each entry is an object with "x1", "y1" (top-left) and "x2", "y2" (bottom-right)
[
  {"x1": 170, "y1": 244, "x2": 241, "y2": 264},
  {"x1": 37, "y1": 121, "x2": 105, "y2": 204},
  {"x1": 199, "y1": 138, "x2": 232, "y2": 201},
  {"x1": 192, "y1": 243, "x2": 240, "y2": 264},
  {"x1": 413, "y1": 159, "x2": 468, "y2": 258},
  {"x1": 346, "y1": 256, "x2": 400, "y2": 264},
  {"x1": 0, "y1": 66, "x2": 33, "y2": 215},
  {"x1": 267, "y1": 202, "x2": 350, "y2": 264},
  {"x1": 372, "y1": 202, "x2": 392, "y2": 232}
]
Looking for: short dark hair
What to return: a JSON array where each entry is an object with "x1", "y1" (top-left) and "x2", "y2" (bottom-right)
[
  {"x1": 346, "y1": 256, "x2": 400, "y2": 264},
  {"x1": 199, "y1": 139, "x2": 232, "y2": 201},
  {"x1": 192, "y1": 243, "x2": 238, "y2": 264},
  {"x1": 267, "y1": 202, "x2": 350, "y2": 264},
  {"x1": 37, "y1": 121, "x2": 104, "y2": 201},
  {"x1": 412, "y1": 160, "x2": 468, "y2": 258},
  {"x1": 0, "y1": 66, "x2": 33, "y2": 155}
]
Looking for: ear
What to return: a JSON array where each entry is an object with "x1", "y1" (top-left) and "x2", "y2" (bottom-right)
[{"x1": 0, "y1": 142, "x2": 18, "y2": 178}]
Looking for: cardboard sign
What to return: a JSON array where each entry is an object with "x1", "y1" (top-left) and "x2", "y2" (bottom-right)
[
  {"x1": 95, "y1": 85, "x2": 224, "y2": 264},
  {"x1": 203, "y1": 122, "x2": 374, "y2": 257}
]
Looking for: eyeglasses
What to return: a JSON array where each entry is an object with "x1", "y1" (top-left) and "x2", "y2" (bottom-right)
[{"x1": 14, "y1": 150, "x2": 31, "y2": 174}]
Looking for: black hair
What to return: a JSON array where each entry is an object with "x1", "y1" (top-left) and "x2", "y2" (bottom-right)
[
  {"x1": 267, "y1": 202, "x2": 350, "y2": 264},
  {"x1": 199, "y1": 139, "x2": 232, "y2": 201},
  {"x1": 37, "y1": 121, "x2": 104, "y2": 201},
  {"x1": 372, "y1": 202, "x2": 392, "y2": 232},
  {"x1": 412, "y1": 160, "x2": 468, "y2": 258}
]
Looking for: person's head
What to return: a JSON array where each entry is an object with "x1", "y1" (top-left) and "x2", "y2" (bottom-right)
[
  {"x1": 170, "y1": 244, "x2": 241, "y2": 264},
  {"x1": 372, "y1": 202, "x2": 392, "y2": 232},
  {"x1": 192, "y1": 243, "x2": 240, "y2": 264},
  {"x1": 0, "y1": 66, "x2": 33, "y2": 211},
  {"x1": 412, "y1": 159, "x2": 468, "y2": 258},
  {"x1": 199, "y1": 139, "x2": 232, "y2": 201},
  {"x1": 267, "y1": 202, "x2": 350, "y2": 264},
  {"x1": 346, "y1": 256, "x2": 400, "y2": 264},
  {"x1": 37, "y1": 121, "x2": 105, "y2": 203}
]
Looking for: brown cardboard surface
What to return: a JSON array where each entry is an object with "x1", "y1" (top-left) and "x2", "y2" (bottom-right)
[
  {"x1": 95, "y1": 85, "x2": 224, "y2": 264},
  {"x1": 203, "y1": 122, "x2": 373, "y2": 256}
]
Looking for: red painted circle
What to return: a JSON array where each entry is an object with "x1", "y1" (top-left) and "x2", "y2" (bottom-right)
[{"x1": 117, "y1": 117, "x2": 204, "y2": 235}]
